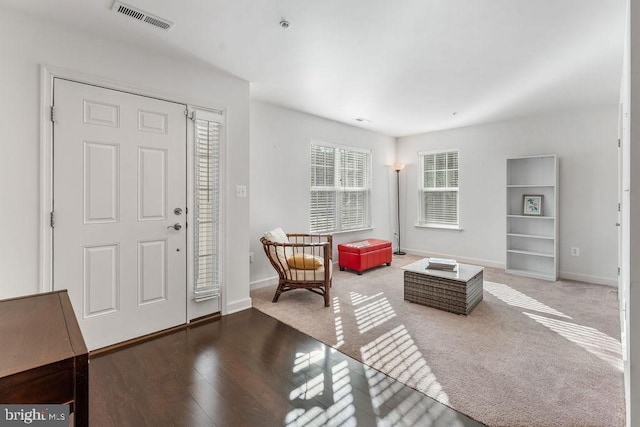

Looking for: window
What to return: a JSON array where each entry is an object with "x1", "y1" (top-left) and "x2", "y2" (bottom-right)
[
  {"x1": 418, "y1": 150, "x2": 459, "y2": 227},
  {"x1": 310, "y1": 143, "x2": 371, "y2": 233},
  {"x1": 193, "y1": 110, "x2": 222, "y2": 298}
]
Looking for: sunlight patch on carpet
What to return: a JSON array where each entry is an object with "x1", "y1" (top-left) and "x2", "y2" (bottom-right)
[
  {"x1": 524, "y1": 312, "x2": 623, "y2": 371},
  {"x1": 350, "y1": 291, "x2": 385, "y2": 306},
  {"x1": 333, "y1": 296, "x2": 344, "y2": 348},
  {"x1": 484, "y1": 281, "x2": 571, "y2": 318},
  {"x1": 361, "y1": 325, "x2": 449, "y2": 404},
  {"x1": 352, "y1": 294, "x2": 396, "y2": 334}
]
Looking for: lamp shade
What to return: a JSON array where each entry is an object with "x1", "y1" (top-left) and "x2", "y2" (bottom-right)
[{"x1": 392, "y1": 163, "x2": 405, "y2": 171}]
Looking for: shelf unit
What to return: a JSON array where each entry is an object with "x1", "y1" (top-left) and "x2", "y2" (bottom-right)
[{"x1": 506, "y1": 155, "x2": 558, "y2": 280}]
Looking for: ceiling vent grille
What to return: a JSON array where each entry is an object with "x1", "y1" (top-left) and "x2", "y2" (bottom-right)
[{"x1": 111, "y1": 1, "x2": 174, "y2": 31}]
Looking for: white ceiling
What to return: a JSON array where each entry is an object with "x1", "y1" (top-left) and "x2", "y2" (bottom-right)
[{"x1": 0, "y1": 0, "x2": 626, "y2": 137}]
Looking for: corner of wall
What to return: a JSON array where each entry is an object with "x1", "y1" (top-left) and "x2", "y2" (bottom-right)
[{"x1": 224, "y1": 297, "x2": 252, "y2": 315}]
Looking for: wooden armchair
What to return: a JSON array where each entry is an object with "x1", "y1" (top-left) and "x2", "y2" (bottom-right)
[{"x1": 260, "y1": 231, "x2": 333, "y2": 307}]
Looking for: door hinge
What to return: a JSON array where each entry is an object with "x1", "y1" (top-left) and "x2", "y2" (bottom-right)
[
  {"x1": 618, "y1": 138, "x2": 621, "y2": 148},
  {"x1": 618, "y1": 267, "x2": 621, "y2": 276},
  {"x1": 618, "y1": 203, "x2": 621, "y2": 212},
  {"x1": 50, "y1": 211, "x2": 55, "y2": 228},
  {"x1": 50, "y1": 106, "x2": 56, "y2": 123}
]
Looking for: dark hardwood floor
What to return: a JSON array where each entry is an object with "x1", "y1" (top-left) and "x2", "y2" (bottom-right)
[{"x1": 90, "y1": 308, "x2": 484, "y2": 426}]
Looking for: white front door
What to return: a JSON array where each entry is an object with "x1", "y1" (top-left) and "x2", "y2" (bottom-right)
[{"x1": 53, "y1": 79, "x2": 187, "y2": 350}]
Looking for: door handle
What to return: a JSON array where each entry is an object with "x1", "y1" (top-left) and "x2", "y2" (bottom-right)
[{"x1": 167, "y1": 223, "x2": 182, "y2": 231}]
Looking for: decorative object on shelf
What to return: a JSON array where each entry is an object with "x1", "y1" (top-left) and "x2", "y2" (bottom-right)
[
  {"x1": 392, "y1": 163, "x2": 406, "y2": 255},
  {"x1": 523, "y1": 194, "x2": 543, "y2": 216}
]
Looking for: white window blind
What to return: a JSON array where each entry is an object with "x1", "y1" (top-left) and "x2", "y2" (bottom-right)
[
  {"x1": 418, "y1": 150, "x2": 459, "y2": 226},
  {"x1": 193, "y1": 114, "x2": 221, "y2": 297},
  {"x1": 310, "y1": 143, "x2": 371, "y2": 233}
]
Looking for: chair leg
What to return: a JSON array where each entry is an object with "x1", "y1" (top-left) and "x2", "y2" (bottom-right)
[
  {"x1": 324, "y1": 283, "x2": 330, "y2": 307},
  {"x1": 272, "y1": 283, "x2": 284, "y2": 303}
]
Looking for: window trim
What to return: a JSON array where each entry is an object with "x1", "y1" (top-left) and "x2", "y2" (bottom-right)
[
  {"x1": 310, "y1": 140, "x2": 372, "y2": 234},
  {"x1": 190, "y1": 108, "x2": 224, "y2": 301},
  {"x1": 417, "y1": 148, "x2": 460, "y2": 228}
]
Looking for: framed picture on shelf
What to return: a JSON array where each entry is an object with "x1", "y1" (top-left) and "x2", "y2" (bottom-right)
[{"x1": 523, "y1": 195, "x2": 543, "y2": 216}]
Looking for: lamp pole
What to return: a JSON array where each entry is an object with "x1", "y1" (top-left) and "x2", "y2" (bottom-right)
[{"x1": 393, "y1": 163, "x2": 406, "y2": 255}]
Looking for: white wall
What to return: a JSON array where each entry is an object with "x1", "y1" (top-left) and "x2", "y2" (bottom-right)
[
  {"x1": 249, "y1": 101, "x2": 396, "y2": 287},
  {"x1": 625, "y1": 0, "x2": 640, "y2": 424},
  {"x1": 397, "y1": 106, "x2": 619, "y2": 285},
  {"x1": 0, "y1": 7, "x2": 251, "y2": 313},
  {"x1": 620, "y1": 0, "x2": 632, "y2": 421}
]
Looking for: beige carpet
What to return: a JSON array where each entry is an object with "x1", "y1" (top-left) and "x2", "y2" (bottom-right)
[{"x1": 251, "y1": 255, "x2": 625, "y2": 427}]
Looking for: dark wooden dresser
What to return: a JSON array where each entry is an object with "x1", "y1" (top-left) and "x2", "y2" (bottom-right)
[{"x1": 0, "y1": 290, "x2": 88, "y2": 426}]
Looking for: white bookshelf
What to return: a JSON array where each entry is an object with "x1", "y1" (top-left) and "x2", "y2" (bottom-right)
[{"x1": 506, "y1": 155, "x2": 558, "y2": 281}]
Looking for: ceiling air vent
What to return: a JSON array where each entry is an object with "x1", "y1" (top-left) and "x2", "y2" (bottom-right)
[{"x1": 111, "y1": 1, "x2": 174, "y2": 31}]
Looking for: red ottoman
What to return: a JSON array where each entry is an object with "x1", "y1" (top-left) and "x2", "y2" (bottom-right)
[{"x1": 338, "y1": 239, "x2": 392, "y2": 275}]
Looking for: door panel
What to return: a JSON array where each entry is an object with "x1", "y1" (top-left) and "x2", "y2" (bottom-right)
[
  {"x1": 138, "y1": 239, "x2": 168, "y2": 305},
  {"x1": 84, "y1": 141, "x2": 120, "y2": 223},
  {"x1": 53, "y1": 79, "x2": 187, "y2": 350},
  {"x1": 138, "y1": 147, "x2": 168, "y2": 221}
]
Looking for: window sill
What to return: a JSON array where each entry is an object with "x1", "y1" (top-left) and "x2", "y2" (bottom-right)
[
  {"x1": 414, "y1": 224, "x2": 463, "y2": 231},
  {"x1": 320, "y1": 227, "x2": 374, "y2": 235}
]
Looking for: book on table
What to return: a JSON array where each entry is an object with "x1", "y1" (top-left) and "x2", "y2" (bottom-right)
[{"x1": 426, "y1": 257, "x2": 458, "y2": 271}]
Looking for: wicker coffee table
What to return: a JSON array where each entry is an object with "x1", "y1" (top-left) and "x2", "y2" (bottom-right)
[{"x1": 402, "y1": 259, "x2": 484, "y2": 315}]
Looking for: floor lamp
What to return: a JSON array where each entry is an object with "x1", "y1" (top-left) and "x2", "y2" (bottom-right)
[{"x1": 392, "y1": 163, "x2": 406, "y2": 255}]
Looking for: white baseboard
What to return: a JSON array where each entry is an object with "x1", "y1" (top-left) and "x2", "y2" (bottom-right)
[
  {"x1": 403, "y1": 249, "x2": 504, "y2": 270},
  {"x1": 559, "y1": 271, "x2": 618, "y2": 287},
  {"x1": 250, "y1": 276, "x2": 278, "y2": 291},
  {"x1": 403, "y1": 249, "x2": 617, "y2": 287},
  {"x1": 251, "y1": 255, "x2": 617, "y2": 290},
  {"x1": 224, "y1": 297, "x2": 252, "y2": 315}
]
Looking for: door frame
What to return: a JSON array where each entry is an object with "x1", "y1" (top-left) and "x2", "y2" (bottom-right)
[{"x1": 39, "y1": 64, "x2": 227, "y2": 321}]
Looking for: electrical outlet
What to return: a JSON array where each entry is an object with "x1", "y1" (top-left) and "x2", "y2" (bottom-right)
[
  {"x1": 571, "y1": 247, "x2": 580, "y2": 256},
  {"x1": 236, "y1": 185, "x2": 247, "y2": 198},
  {"x1": 249, "y1": 252, "x2": 254, "y2": 263}
]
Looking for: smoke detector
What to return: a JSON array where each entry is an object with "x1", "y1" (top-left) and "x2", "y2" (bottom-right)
[{"x1": 112, "y1": 1, "x2": 174, "y2": 31}]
